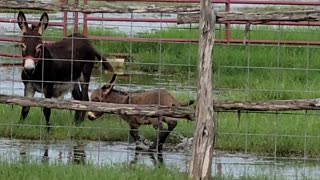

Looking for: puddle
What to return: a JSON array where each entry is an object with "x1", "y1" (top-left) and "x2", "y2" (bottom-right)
[
  {"x1": 0, "y1": 66, "x2": 196, "y2": 98},
  {"x1": 0, "y1": 138, "x2": 319, "y2": 179}
]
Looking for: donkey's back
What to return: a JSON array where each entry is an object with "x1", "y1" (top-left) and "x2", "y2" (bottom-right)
[{"x1": 129, "y1": 89, "x2": 182, "y2": 107}]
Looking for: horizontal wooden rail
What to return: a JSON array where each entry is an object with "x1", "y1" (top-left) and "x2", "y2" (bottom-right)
[
  {"x1": 178, "y1": 10, "x2": 320, "y2": 24},
  {"x1": 0, "y1": 0, "x2": 200, "y2": 13},
  {"x1": 0, "y1": 94, "x2": 195, "y2": 119},
  {"x1": 1, "y1": 94, "x2": 320, "y2": 117},
  {"x1": 214, "y1": 99, "x2": 320, "y2": 111},
  {"x1": 91, "y1": 0, "x2": 320, "y2": 6}
]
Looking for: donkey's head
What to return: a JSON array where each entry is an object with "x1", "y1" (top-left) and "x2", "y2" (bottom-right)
[
  {"x1": 17, "y1": 11, "x2": 49, "y2": 74},
  {"x1": 88, "y1": 74, "x2": 117, "y2": 120}
]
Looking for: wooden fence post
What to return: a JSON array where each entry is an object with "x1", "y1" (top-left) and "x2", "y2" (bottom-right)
[{"x1": 189, "y1": 0, "x2": 215, "y2": 179}]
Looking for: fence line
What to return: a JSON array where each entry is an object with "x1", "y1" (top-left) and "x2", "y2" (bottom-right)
[
  {"x1": 2, "y1": 94, "x2": 320, "y2": 116},
  {"x1": 178, "y1": 10, "x2": 320, "y2": 24},
  {"x1": 0, "y1": 94, "x2": 195, "y2": 118},
  {"x1": 90, "y1": 0, "x2": 320, "y2": 6}
]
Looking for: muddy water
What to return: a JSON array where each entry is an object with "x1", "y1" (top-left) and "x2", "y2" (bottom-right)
[
  {"x1": 0, "y1": 138, "x2": 319, "y2": 179},
  {"x1": 0, "y1": 66, "x2": 195, "y2": 98}
]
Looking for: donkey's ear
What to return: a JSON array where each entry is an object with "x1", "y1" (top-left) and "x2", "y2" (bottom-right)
[
  {"x1": 109, "y1": 74, "x2": 117, "y2": 84},
  {"x1": 102, "y1": 84, "x2": 114, "y2": 95},
  {"x1": 17, "y1": 11, "x2": 29, "y2": 33},
  {"x1": 102, "y1": 74, "x2": 117, "y2": 95},
  {"x1": 37, "y1": 12, "x2": 49, "y2": 35},
  {"x1": 101, "y1": 84, "x2": 111, "y2": 91}
]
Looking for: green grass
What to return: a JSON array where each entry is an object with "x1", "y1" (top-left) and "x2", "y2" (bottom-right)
[
  {"x1": 0, "y1": 161, "x2": 290, "y2": 180},
  {"x1": 82, "y1": 26, "x2": 320, "y2": 101},
  {"x1": 0, "y1": 103, "x2": 195, "y2": 143},
  {"x1": 0, "y1": 162, "x2": 187, "y2": 180}
]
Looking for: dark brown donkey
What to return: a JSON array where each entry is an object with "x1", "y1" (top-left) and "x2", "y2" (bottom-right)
[
  {"x1": 17, "y1": 11, "x2": 114, "y2": 131},
  {"x1": 87, "y1": 74, "x2": 194, "y2": 152}
]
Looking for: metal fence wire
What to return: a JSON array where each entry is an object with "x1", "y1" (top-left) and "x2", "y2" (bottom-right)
[{"x1": 0, "y1": 0, "x2": 320, "y2": 179}]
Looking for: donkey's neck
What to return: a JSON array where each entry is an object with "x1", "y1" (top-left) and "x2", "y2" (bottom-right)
[
  {"x1": 31, "y1": 47, "x2": 53, "y2": 80},
  {"x1": 108, "y1": 89, "x2": 130, "y2": 104}
]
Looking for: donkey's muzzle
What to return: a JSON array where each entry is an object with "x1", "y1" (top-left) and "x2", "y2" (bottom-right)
[
  {"x1": 24, "y1": 67, "x2": 35, "y2": 74},
  {"x1": 23, "y1": 58, "x2": 36, "y2": 74},
  {"x1": 87, "y1": 111, "x2": 97, "y2": 121}
]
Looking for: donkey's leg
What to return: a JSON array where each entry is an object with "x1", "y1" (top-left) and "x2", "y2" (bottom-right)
[
  {"x1": 149, "y1": 118, "x2": 164, "y2": 152},
  {"x1": 150, "y1": 117, "x2": 178, "y2": 152},
  {"x1": 43, "y1": 107, "x2": 51, "y2": 132},
  {"x1": 72, "y1": 83, "x2": 83, "y2": 125},
  {"x1": 43, "y1": 89, "x2": 53, "y2": 132},
  {"x1": 130, "y1": 123, "x2": 148, "y2": 150},
  {"x1": 78, "y1": 64, "x2": 93, "y2": 124},
  {"x1": 80, "y1": 72, "x2": 92, "y2": 101},
  {"x1": 20, "y1": 82, "x2": 35, "y2": 123}
]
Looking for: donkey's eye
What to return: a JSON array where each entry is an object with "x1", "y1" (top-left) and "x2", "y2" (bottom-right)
[{"x1": 20, "y1": 43, "x2": 26, "y2": 51}]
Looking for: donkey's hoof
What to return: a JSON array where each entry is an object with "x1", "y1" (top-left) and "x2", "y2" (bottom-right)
[
  {"x1": 135, "y1": 140, "x2": 149, "y2": 151},
  {"x1": 148, "y1": 143, "x2": 164, "y2": 153}
]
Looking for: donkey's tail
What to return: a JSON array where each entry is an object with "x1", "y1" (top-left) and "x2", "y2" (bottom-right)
[
  {"x1": 95, "y1": 51, "x2": 115, "y2": 73},
  {"x1": 180, "y1": 100, "x2": 195, "y2": 107}
]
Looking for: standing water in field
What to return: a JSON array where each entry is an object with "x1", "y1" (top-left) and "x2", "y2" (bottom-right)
[
  {"x1": 0, "y1": 138, "x2": 319, "y2": 179},
  {"x1": 0, "y1": 66, "x2": 195, "y2": 97}
]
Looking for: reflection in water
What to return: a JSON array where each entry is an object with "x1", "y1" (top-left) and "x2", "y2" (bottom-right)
[
  {"x1": 70, "y1": 143, "x2": 86, "y2": 165},
  {"x1": 39, "y1": 142, "x2": 86, "y2": 165},
  {"x1": 130, "y1": 150, "x2": 164, "y2": 166}
]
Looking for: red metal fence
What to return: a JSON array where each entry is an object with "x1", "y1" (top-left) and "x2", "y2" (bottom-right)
[
  {"x1": 81, "y1": 0, "x2": 320, "y2": 44},
  {"x1": 0, "y1": 0, "x2": 320, "y2": 61}
]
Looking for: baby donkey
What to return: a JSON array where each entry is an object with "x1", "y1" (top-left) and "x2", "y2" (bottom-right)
[{"x1": 88, "y1": 75, "x2": 194, "y2": 152}]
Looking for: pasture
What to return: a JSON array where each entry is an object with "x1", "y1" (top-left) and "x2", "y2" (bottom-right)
[
  {"x1": 1, "y1": 1, "x2": 320, "y2": 178},
  {"x1": 0, "y1": 162, "x2": 292, "y2": 180}
]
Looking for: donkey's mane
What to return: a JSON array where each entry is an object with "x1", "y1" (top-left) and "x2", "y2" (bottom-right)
[{"x1": 111, "y1": 88, "x2": 129, "y2": 95}]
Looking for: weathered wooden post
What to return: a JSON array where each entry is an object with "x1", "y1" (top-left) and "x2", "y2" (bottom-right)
[{"x1": 189, "y1": 0, "x2": 215, "y2": 179}]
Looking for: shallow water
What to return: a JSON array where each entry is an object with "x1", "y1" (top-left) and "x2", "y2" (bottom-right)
[
  {"x1": 0, "y1": 138, "x2": 319, "y2": 179},
  {"x1": 0, "y1": 66, "x2": 196, "y2": 99}
]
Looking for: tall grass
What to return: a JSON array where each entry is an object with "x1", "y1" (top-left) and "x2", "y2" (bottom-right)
[
  {"x1": 0, "y1": 161, "x2": 288, "y2": 180},
  {"x1": 0, "y1": 162, "x2": 187, "y2": 180}
]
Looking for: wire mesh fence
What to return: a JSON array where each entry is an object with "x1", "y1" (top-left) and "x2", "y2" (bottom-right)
[{"x1": 0, "y1": 0, "x2": 320, "y2": 179}]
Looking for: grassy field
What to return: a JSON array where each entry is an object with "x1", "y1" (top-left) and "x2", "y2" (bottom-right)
[
  {"x1": 1, "y1": 104, "x2": 320, "y2": 158},
  {"x1": 0, "y1": 162, "x2": 188, "y2": 180},
  {"x1": 0, "y1": 161, "x2": 285, "y2": 180}
]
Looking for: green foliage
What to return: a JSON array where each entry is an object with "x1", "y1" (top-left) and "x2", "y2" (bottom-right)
[{"x1": 0, "y1": 163, "x2": 187, "y2": 180}]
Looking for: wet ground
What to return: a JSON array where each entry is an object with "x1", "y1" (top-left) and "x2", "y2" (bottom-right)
[
  {"x1": 0, "y1": 66, "x2": 196, "y2": 99},
  {"x1": 0, "y1": 138, "x2": 319, "y2": 179}
]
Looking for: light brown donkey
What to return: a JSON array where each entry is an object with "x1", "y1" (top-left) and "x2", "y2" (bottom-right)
[{"x1": 88, "y1": 74, "x2": 194, "y2": 152}]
